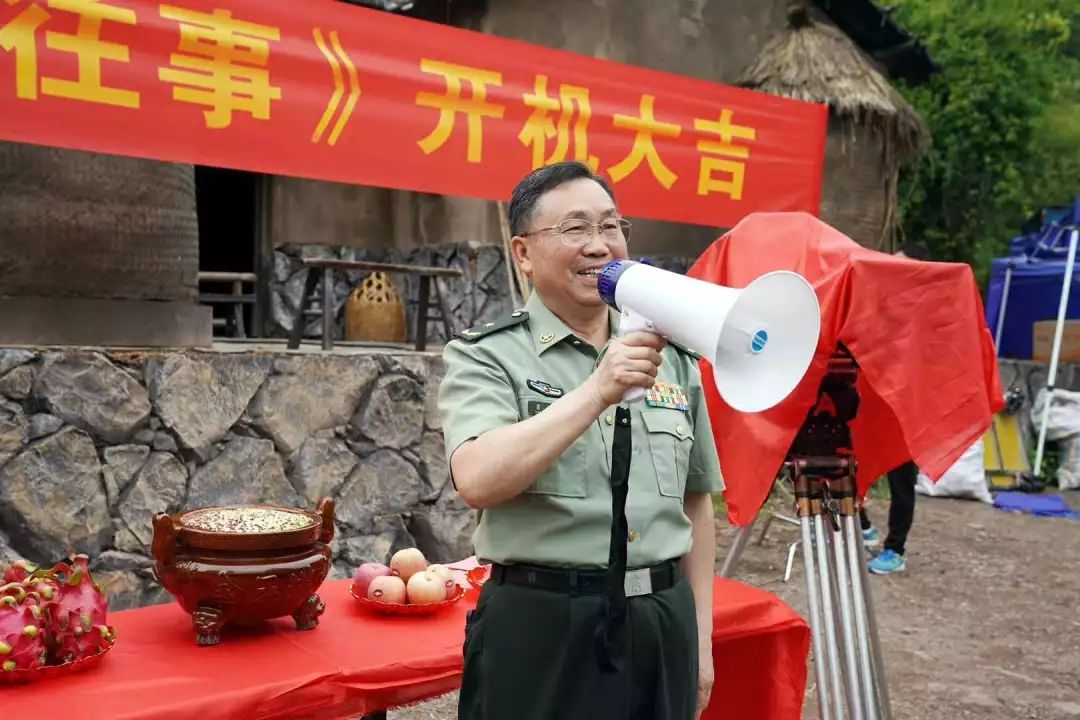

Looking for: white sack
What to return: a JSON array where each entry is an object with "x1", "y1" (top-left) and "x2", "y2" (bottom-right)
[{"x1": 916, "y1": 438, "x2": 993, "y2": 503}]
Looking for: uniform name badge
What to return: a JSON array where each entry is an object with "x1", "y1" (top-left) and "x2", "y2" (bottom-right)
[
  {"x1": 645, "y1": 381, "x2": 689, "y2": 411},
  {"x1": 624, "y1": 568, "x2": 653, "y2": 597}
]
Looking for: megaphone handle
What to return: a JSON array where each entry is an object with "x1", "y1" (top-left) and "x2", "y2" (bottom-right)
[{"x1": 619, "y1": 307, "x2": 654, "y2": 404}]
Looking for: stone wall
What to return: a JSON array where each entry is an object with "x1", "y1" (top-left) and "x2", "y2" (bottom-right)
[
  {"x1": 0, "y1": 347, "x2": 473, "y2": 610},
  {"x1": 270, "y1": 242, "x2": 694, "y2": 343}
]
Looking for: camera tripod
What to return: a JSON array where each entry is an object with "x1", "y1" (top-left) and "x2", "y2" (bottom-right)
[{"x1": 720, "y1": 350, "x2": 892, "y2": 720}]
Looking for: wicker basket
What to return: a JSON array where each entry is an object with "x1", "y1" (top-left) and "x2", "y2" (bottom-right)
[{"x1": 344, "y1": 271, "x2": 407, "y2": 342}]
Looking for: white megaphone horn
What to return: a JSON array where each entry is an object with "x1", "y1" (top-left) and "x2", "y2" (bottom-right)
[{"x1": 597, "y1": 259, "x2": 821, "y2": 413}]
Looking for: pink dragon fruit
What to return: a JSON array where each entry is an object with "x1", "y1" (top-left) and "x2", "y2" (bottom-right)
[
  {"x1": 2, "y1": 560, "x2": 38, "y2": 584},
  {"x1": 0, "y1": 583, "x2": 47, "y2": 672},
  {"x1": 37, "y1": 555, "x2": 114, "y2": 664}
]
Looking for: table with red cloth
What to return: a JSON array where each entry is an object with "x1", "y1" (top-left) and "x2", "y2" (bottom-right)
[{"x1": 1, "y1": 576, "x2": 809, "y2": 720}]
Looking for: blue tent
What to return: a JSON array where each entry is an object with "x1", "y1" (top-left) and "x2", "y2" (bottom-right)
[
  {"x1": 986, "y1": 196, "x2": 1080, "y2": 478},
  {"x1": 986, "y1": 198, "x2": 1080, "y2": 359}
]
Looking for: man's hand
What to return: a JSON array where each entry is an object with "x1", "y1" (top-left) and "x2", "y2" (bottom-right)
[
  {"x1": 696, "y1": 642, "x2": 714, "y2": 718},
  {"x1": 585, "y1": 331, "x2": 666, "y2": 406}
]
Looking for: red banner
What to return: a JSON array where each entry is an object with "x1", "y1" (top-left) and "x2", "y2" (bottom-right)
[{"x1": 0, "y1": 0, "x2": 827, "y2": 228}]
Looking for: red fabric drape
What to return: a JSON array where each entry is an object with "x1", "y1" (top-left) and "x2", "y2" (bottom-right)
[
  {"x1": 3, "y1": 577, "x2": 809, "y2": 719},
  {"x1": 687, "y1": 212, "x2": 1004, "y2": 526}
]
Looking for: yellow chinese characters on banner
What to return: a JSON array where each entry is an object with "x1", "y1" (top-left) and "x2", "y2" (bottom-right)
[
  {"x1": 0, "y1": 0, "x2": 138, "y2": 106},
  {"x1": 608, "y1": 95, "x2": 682, "y2": 190},
  {"x1": 0, "y1": 0, "x2": 824, "y2": 231},
  {"x1": 158, "y1": 5, "x2": 281, "y2": 129},
  {"x1": 694, "y1": 109, "x2": 757, "y2": 199},
  {"x1": 416, "y1": 59, "x2": 503, "y2": 164},
  {"x1": 0, "y1": 0, "x2": 283, "y2": 126},
  {"x1": 408, "y1": 60, "x2": 760, "y2": 199},
  {"x1": 519, "y1": 74, "x2": 599, "y2": 172}
]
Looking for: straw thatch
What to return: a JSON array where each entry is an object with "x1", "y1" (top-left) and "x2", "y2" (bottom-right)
[
  {"x1": 739, "y1": 4, "x2": 930, "y2": 247},
  {"x1": 740, "y1": 4, "x2": 928, "y2": 162}
]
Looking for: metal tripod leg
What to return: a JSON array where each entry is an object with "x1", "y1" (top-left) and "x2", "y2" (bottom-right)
[
  {"x1": 759, "y1": 512, "x2": 801, "y2": 545},
  {"x1": 784, "y1": 538, "x2": 801, "y2": 583},
  {"x1": 855, "y1": 516, "x2": 893, "y2": 720},
  {"x1": 828, "y1": 483, "x2": 864, "y2": 720},
  {"x1": 844, "y1": 515, "x2": 878, "y2": 719},
  {"x1": 719, "y1": 514, "x2": 758, "y2": 578},
  {"x1": 815, "y1": 513, "x2": 845, "y2": 720},
  {"x1": 794, "y1": 467, "x2": 833, "y2": 720},
  {"x1": 801, "y1": 516, "x2": 831, "y2": 720}
]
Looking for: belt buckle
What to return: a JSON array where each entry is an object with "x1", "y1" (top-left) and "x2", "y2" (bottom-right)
[{"x1": 623, "y1": 567, "x2": 653, "y2": 597}]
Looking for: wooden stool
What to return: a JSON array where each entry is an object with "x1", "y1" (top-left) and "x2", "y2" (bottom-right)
[{"x1": 198, "y1": 272, "x2": 258, "y2": 338}]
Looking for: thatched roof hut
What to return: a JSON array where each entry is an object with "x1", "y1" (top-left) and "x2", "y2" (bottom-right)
[{"x1": 739, "y1": 3, "x2": 930, "y2": 250}]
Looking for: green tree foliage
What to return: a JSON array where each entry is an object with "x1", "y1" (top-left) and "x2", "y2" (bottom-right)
[{"x1": 893, "y1": 0, "x2": 1079, "y2": 284}]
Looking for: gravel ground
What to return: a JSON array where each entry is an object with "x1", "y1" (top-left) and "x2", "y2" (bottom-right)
[{"x1": 387, "y1": 489, "x2": 1080, "y2": 720}]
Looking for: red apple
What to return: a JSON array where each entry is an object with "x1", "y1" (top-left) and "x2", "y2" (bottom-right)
[
  {"x1": 352, "y1": 562, "x2": 391, "y2": 597},
  {"x1": 367, "y1": 575, "x2": 406, "y2": 604},
  {"x1": 390, "y1": 547, "x2": 428, "y2": 583},
  {"x1": 406, "y1": 570, "x2": 447, "y2": 605}
]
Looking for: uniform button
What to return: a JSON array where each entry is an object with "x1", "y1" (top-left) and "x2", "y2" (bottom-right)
[
  {"x1": 605, "y1": 415, "x2": 613, "y2": 425},
  {"x1": 512, "y1": 311, "x2": 523, "y2": 317},
  {"x1": 484, "y1": 322, "x2": 495, "y2": 327},
  {"x1": 628, "y1": 530, "x2": 639, "y2": 542},
  {"x1": 676, "y1": 425, "x2": 686, "y2": 436}
]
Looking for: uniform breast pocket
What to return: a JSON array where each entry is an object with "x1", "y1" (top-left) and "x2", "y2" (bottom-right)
[
  {"x1": 516, "y1": 393, "x2": 588, "y2": 498},
  {"x1": 641, "y1": 409, "x2": 694, "y2": 498}
]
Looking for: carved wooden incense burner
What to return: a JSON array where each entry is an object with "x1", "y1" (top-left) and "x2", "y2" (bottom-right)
[{"x1": 151, "y1": 498, "x2": 334, "y2": 646}]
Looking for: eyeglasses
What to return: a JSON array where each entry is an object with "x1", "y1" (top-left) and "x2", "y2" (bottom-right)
[{"x1": 523, "y1": 217, "x2": 632, "y2": 246}]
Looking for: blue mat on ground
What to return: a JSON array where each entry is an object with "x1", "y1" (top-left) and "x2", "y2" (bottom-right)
[{"x1": 993, "y1": 492, "x2": 1080, "y2": 519}]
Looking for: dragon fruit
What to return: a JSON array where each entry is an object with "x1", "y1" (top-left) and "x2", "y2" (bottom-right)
[
  {"x1": 0, "y1": 555, "x2": 115, "y2": 668},
  {"x1": 0, "y1": 583, "x2": 47, "y2": 672},
  {"x1": 36, "y1": 555, "x2": 114, "y2": 664},
  {"x1": 2, "y1": 560, "x2": 38, "y2": 585}
]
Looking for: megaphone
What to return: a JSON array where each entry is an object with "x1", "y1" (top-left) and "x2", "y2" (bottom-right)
[{"x1": 597, "y1": 259, "x2": 821, "y2": 413}]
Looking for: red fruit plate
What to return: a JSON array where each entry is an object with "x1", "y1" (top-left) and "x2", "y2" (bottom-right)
[
  {"x1": 466, "y1": 565, "x2": 491, "y2": 591},
  {"x1": 349, "y1": 583, "x2": 466, "y2": 616},
  {"x1": 0, "y1": 633, "x2": 116, "y2": 685}
]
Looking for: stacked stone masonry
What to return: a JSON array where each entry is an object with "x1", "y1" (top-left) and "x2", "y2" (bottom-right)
[{"x1": 0, "y1": 348, "x2": 473, "y2": 611}]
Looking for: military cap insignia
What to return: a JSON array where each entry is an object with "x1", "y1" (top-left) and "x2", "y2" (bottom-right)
[
  {"x1": 645, "y1": 381, "x2": 689, "y2": 410},
  {"x1": 527, "y1": 379, "x2": 564, "y2": 398}
]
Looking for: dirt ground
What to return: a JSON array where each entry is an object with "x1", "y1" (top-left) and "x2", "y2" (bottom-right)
[{"x1": 387, "y1": 491, "x2": 1080, "y2": 720}]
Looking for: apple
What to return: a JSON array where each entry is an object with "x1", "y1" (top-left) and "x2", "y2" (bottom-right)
[
  {"x1": 427, "y1": 564, "x2": 456, "y2": 594},
  {"x1": 367, "y1": 575, "x2": 406, "y2": 604},
  {"x1": 406, "y1": 570, "x2": 447, "y2": 605},
  {"x1": 390, "y1": 547, "x2": 428, "y2": 583},
  {"x1": 352, "y1": 562, "x2": 391, "y2": 597}
]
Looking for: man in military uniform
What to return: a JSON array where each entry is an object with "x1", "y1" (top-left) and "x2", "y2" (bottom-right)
[{"x1": 439, "y1": 161, "x2": 724, "y2": 720}]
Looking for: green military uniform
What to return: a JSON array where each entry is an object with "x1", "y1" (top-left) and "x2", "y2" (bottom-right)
[{"x1": 439, "y1": 290, "x2": 724, "y2": 720}]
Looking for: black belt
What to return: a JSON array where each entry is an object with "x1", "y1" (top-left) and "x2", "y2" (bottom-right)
[{"x1": 489, "y1": 559, "x2": 679, "y2": 596}]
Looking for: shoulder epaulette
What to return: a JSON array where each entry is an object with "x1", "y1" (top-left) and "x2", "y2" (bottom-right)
[
  {"x1": 455, "y1": 310, "x2": 529, "y2": 342},
  {"x1": 667, "y1": 339, "x2": 702, "y2": 360}
]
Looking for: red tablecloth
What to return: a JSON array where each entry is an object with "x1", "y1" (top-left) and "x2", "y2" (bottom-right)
[{"x1": 1, "y1": 577, "x2": 808, "y2": 720}]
